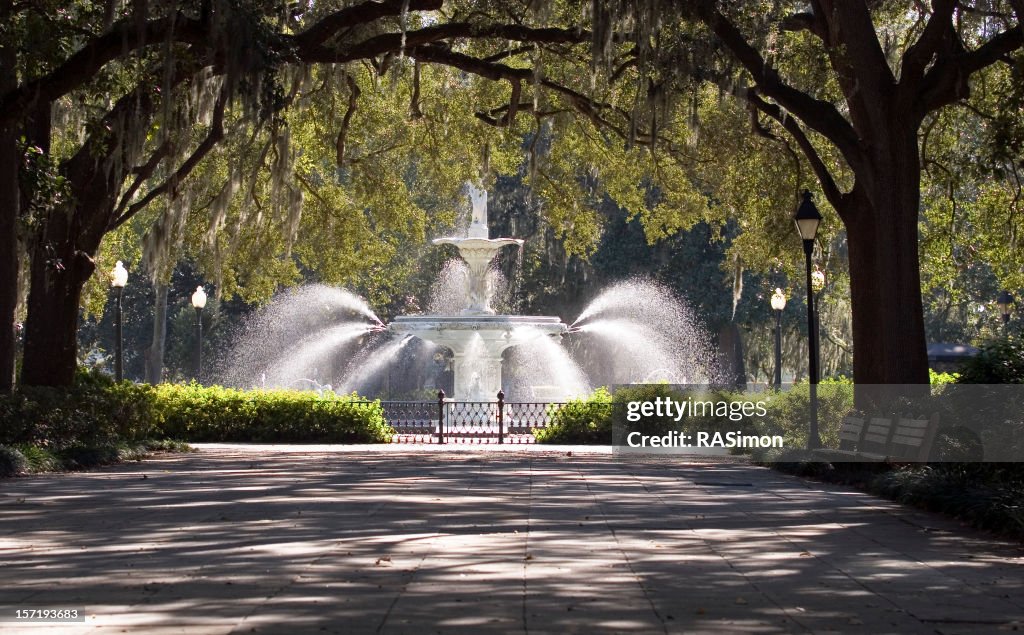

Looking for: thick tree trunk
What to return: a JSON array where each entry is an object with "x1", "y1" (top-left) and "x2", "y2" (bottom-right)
[
  {"x1": 20, "y1": 209, "x2": 97, "y2": 387},
  {"x1": 20, "y1": 91, "x2": 131, "y2": 387},
  {"x1": 716, "y1": 322, "x2": 746, "y2": 388},
  {"x1": 844, "y1": 128, "x2": 930, "y2": 394},
  {"x1": 0, "y1": 128, "x2": 16, "y2": 394},
  {"x1": 146, "y1": 282, "x2": 169, "y2": 384},
  {"x1": 0, "y1": 32, "x2": 17, "y2": 393}
]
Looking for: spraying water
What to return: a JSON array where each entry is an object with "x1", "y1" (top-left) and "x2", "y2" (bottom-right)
[
  {"x1": 336, "y1": 335, "x2": 415, "y2": 395},
  {"x1": 569, "y1": 277, "x2": 721, "y2": 385},
  {"x1": 504, "y1": 326, "x2": 590, "y2": 401},
  {"x1": 264, "y1": 322, "x2": 377, "y2": 387},
  {"x1": 218, "y1": 284, "x2": 382, "y2": 388}
]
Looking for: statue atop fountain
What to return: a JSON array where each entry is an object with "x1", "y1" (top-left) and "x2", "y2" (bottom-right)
[{"x1": 390, "y1": 182, "x2": 567, "y2": 400}]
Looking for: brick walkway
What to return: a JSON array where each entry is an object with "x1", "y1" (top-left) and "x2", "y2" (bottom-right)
[{"x1": 1, "y1": 445, "x2": 1022, "y2": 633}]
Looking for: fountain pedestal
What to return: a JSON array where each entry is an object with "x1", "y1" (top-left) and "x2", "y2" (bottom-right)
[{"x1": 390, "y1": 315, "x2": 566, "y2": 400}]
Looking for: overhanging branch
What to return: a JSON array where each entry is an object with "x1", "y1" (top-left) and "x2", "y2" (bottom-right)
[
  {"x1": 0, "y1": 14, "x2": 204, "y2": 126},
  {"x1": 689, "y1": 3, "x2": 865, "y2": 174},
  {"x1": 109, "y1": 91, "x2": 228, "y2": 231},
  {"x1": 747, "y1": 91, "x2": 846, "y2": 214}
]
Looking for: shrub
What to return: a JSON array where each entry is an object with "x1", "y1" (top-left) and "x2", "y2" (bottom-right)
[
  {"x1": 0, "y1": 446, "x2": 28, "y2": 477},
  {"x1": 955, "y1": 336, "x2": 1024, "y2": 384},
  {"x1": 754, "y1": 379, "x2": 854, "y2": 449},
  {"x1": 533, "y1": 387, "x2": 614, "y2": 444},
  {"x1": 0, "y1": 370, "x2": 158, "y2": 449},
  {"x1": 769, "y1": 460, "x2": 1024, "y2": 539},
  {"x1": 0, "y1": 369, "x2": 391, "y2": 476},
  {"x1": 929, "y1": 369, "x2": 960, "y2": 385},
  {"x1": 534, "y1": 384, "x2": 759, "y2": 445},
  {"x1": 153, "y1": 383, "x2": 391, "y2": 443}
]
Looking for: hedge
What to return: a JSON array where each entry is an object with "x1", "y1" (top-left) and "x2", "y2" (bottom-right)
[
  {"x1": 153, "y1": 383, "x2": 391, "y2": 443},
  {"x1": 0, "y1": 370, "x2": 392, "y2": 477}
]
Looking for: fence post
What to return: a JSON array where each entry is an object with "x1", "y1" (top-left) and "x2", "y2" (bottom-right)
[
  {"x1": 437, "y1": 389, "x2": 445, "y2": 444},
  {"x1": 497, "y1": 390, "x2": 505, "y2": 444}
]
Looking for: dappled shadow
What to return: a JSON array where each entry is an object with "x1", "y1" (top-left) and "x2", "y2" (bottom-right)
[{"x1": 1, "y1": 448, "x2": 1023, "y2": 633}]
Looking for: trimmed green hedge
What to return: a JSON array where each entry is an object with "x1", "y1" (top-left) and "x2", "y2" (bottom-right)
[
  {"x1": 533, "y1": 387, "x2": 615, "y2": 444},
  {"x1": 154, "y1": 384, "x2": 391, "y2": 443},
  {"x1": 0, "y1": 372, "x2": 159, "y2": 449},
  {"x1": 0, "y1": 370, "x2": 393, "y2": 474}
]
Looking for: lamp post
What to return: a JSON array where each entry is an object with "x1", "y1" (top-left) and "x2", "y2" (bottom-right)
[
  {"x1": 793, "y1": 190, "x2": 823, "y2": 449},
  {"x1": 191, "y1": 286, "x2": 207, "y2": 380},
  {"x1": 770, "y1": 288, "x2": 786, "y2": 390},
  {"x1": 810, "y1": 267, "x2": 825, "y2": 382},
  {"x1": 110, "y1": 261, "x2": 128, "y2": 382},
  {"x1": 997, "y1": 290, "x2": 1013, "y2": 330}
]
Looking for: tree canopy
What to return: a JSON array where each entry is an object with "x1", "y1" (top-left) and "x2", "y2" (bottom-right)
[{"x1": 1, "y1": 1, "x2": 1022, "y2": 391}]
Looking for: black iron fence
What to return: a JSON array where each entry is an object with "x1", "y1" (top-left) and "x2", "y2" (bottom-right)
[{"x1": 375, "y1": 390, "x2": 568, "y2": 444}]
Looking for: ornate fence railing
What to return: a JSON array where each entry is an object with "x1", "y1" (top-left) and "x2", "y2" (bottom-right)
[{"x1": 374, "y1": 391, "x2": 572, "y2": 444}]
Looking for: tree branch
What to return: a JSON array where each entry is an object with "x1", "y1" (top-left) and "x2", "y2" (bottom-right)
[
  {"x1": 113, "y1": 139, "x2": 173, "y2": 221},
  {"x1": 689, "y1": 3, "x2": 865, "y2": 173},
  {"x1": 109, "y1": 91, "x2": 228, "y2": 231},
  {"x1": 336, "y1": 74, "x2": 360, "y2": 166},
  {"x1": 747, "y1": 90, "x2": 845, "y2": 213},
  {"x1": 292, "y1": 0, "x2": 443, "y2": 56},
  {"x1": 779, "y1": 12, "x2": 825, "y2": 39},
  {"x1": 303, "y1": 23, "x2": 588, "y2": 64},
  {"x1": 917, "y1": 23, "x2": 1023, "y2": 114},
  {"x1": 0, "y1": 14, "x2": 204, "y2": 126},
  {"x1": 900, "y1": 0, "x2": 958, "y2": 84}
]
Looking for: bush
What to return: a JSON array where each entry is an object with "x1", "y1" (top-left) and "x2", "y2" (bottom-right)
[
  {"x1": 533, "y1": 388, "x2": 614, "y2": 444},
  {"x1": 0, "y1": 369, "x2": 158, "y2": 449},
  {"x1": 0, "y1": 369, "x2": 391, "y2": 477},
  {"x1": 956, "y1": 336, "x2": 1024, "y2": 384},
  {"x1": 0, "y1": 440, "x2": 179, "y2": 476},
  {"x1": 0, "y1": 446, "x2": 28, "y2": 477},
  {"x1": 754, "y1": 378, "x2": 854, "y2": 449},
  {"x1": 769, "y1": 460, "x2": 1024, "y2": 539},
  {"x1": 153, "y1": 384, "x2": 391, "y2": 443}
]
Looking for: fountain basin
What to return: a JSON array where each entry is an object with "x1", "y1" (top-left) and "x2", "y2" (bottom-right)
[
  {"x1": 390, "y1": 315, "x2": 566, "y2": 400},
  {"x1": 431, "y1": 237, "x2": 524, "y2": 315}
]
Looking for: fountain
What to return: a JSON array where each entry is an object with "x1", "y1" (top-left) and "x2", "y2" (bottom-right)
[
  {"x1": 219, "y1": 184, "x2": 720, "y2": 400},
  {"x1": 389, "y1": 183, "x2": 567, "y2": 401}
]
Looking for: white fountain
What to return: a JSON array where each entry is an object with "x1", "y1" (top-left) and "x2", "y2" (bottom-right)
[{"x1": 389, "y1": 183, "x2": 567, "y2": 400}]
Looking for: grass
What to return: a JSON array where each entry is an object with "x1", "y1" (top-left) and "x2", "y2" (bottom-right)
[
  {"x1": 763, "y1": 454, "x2": 1024, "y2": 541},
  {"x1": 0, "y1": 439, "x2": 193, "y2": 478}
]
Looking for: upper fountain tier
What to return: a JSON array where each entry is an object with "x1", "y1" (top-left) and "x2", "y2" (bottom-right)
[{"x1": 431, "y1": 183, "x2": 523, "y2": 316}]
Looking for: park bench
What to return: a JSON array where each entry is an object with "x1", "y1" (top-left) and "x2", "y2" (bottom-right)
[{"x1": 813, "y1": 412, "x2": 939, "y2": 463}]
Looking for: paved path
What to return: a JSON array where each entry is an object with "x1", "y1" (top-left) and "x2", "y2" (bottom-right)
[{"x1": 1, "y1": 445, "x2": 1022, "y2": 634}]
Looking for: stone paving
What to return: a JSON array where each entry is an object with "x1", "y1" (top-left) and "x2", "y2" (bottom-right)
[{"x1": 1, "y1": 444, "x2": 1023, "y2": 634}]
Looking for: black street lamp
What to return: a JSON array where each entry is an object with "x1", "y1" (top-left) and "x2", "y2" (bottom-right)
[
  {"x1": 110, "y1": 261, "x2": 128, "y2": 382},
  {"x1": 191, "y1": 286, "x2": 207, "y2": 380},
  {"x1": 793, "y1": 190, "x2": 823, "y2": 449},
  {"x1": 770, "y1": 288, "x2": 786, "y2": 390},
  {"x1": 997, "y1": 290, "x2": 1013, "y2": 329}
]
